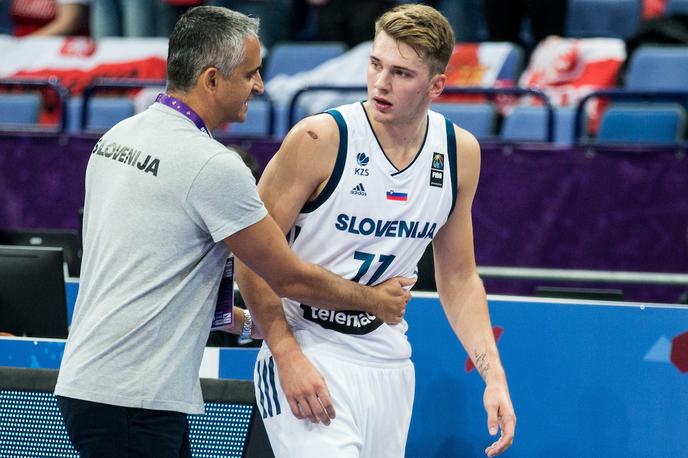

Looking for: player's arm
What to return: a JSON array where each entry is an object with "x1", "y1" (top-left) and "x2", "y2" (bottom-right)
[
  {"x1": 432, "y1": 126, "x2": 515, "y2": 457},
  {"x1": 234, "y1": 114, "x2": 340, "y2": 425},
  {"x1": 235, "y1": 250, "x2": 334, "y2": 424}
]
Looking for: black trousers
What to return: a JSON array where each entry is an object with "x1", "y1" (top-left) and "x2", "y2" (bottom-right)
[
  {"x1": 484, "y1": 0, "x2": 568, "y2": 44},
  {"x1": 57, "y1": 396, "x2": 191, "y2": 458},
  {"x1": 315, "y1": 0, "x2": 397, "y2": 47}
]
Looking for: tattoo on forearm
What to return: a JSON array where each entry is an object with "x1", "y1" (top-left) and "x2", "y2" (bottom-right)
[{"x1": 474, "y1": 350, "x2": 490, "y2": 378}]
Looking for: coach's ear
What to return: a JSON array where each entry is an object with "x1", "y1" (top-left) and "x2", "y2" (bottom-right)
[{"x1": 199, "y1": 67, "x2": 220, "y2": 94}]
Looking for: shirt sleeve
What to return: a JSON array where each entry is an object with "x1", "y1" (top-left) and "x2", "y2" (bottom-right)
[{"x1": 185, "y1": 151, "x2": 268, "y2": 242}]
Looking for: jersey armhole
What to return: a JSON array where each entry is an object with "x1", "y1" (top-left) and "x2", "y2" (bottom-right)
[
  {"x1": 300, "y1": 109, "x2": 348, "y2": 214},
  {"x1": 446, "y1": 118, "x2": 459, "y2": 217}
]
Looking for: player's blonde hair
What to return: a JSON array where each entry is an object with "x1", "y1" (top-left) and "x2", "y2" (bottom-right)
[{"x1": 374, "y1": 4, "x2": 455, "y2": 76}]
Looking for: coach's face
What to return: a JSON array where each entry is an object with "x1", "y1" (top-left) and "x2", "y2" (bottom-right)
[{"x1": 219, "y1": 35, "x2": 264, "y2": 123}]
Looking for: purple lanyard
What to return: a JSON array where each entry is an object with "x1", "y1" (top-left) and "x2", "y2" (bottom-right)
[{"x1": 155, "y1": 93, "x2": 209, "y2": 136}]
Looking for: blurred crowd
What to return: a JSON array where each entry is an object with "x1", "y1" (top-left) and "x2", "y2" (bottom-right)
[{"x1": 0, "y1": 0, "x2": 576, "y2": 50}]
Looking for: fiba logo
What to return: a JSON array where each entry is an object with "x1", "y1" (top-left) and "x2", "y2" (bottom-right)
[{"x1": 355, "y1": 152, "x2": 370, "y2": 176}]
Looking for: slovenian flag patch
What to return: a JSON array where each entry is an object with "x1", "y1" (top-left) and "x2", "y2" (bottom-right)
[{"x1": 386, "y1": 190, "x2": 408, "y2": 201}]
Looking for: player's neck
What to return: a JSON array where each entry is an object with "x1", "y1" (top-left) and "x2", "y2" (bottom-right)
[{"x1": 368, "y1": 106, "x2": 428, "y2": 164}]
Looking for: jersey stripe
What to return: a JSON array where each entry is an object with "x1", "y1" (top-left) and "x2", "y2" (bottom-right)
[
  {"x1": 268, "y1": 356, "x2": 281, "y2": 415},
  {"x1": 261, "y1": 360, "x2": 273, "y2": 417},
  {"x1": 446, "y1": 118, "x2": 458, "y2": 216},
  {"x1": 301, "y1": 109, "x2": 348, "y2": 214},
  {"x1": 257, "y1": 359, "x2": 269, "y2": 418}
]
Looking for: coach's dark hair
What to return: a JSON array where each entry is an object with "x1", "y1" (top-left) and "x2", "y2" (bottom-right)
[{"x1": 167, "y1": 6, "x2": 260, "y2": 92}]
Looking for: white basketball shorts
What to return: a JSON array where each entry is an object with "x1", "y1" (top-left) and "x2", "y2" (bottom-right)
[{"x1": 253, "y1": 346, "x2": 415, "y2": 458}]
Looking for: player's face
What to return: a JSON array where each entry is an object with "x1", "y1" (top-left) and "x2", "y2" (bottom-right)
[
  {"x1": 367, "y1": 31, "x2": 444, "y2": 125},
  {"x1": 218, "y1": 35, "x2": 264, "y2": 123}
]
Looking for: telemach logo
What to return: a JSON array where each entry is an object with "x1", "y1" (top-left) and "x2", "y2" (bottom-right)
[{"x1": 300, "y1": 304, "x2": 383, "y2": 335}]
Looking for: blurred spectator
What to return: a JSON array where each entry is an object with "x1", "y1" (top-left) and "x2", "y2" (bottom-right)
[
  {"x1": 308, "y1": 0, "x2": 396, "y2": 47},
  {"x1": 209, "y1": 0, "x2": 292, "y2": 48},
  {"x1": 1, "y1": 1, "x2": 12, "y2": 34},
  {"x1": 157, "y1": 0, "x2": 203, "y2": 37},
  {"x1": 90, "y1": 0, "x2": 201, "y2": 38},
  {"x1": 290, "y1": 0, "x2": 316, "y2": 40},
  {"x1": 626, "y1": 6, "x2": 688, "y2": 56},
  {"x1": 89, "y1": 0, "x2": 157, "y2": 38},
  {"x1": 483, "y1": 0, "x2": 567, "y2": 50},
  {"x1": 11, "y1": 0, "x2": 89, "y2": 36},
  {"x1": 643, "y1": 0, "x2": 667, "y2": 20},
  {"x1": 427, "y1": 0, "x2": 487, "y2": 42}
]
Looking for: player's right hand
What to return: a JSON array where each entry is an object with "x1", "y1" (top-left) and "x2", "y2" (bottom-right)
[
  {"x1": 372, "y1": 277, "x2": 414, "y2": 324},
  {"x1": 276, "y1": 348, "x2": 335, "y2": 425}
]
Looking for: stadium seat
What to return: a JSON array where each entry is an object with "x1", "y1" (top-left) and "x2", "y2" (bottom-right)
[
  {"x1": 272, "y1": 103, "x2": 311, "y2": 138},
  {"x1": 264, "y1": 42, "x2": 347, "y2": 82},
  {"x1": 625, "y1": 46, "x2": 688, "y2": 91},
  {"x1": 66, "y1": 97, "x2": 83, "y2": 133},
  {"x1": 553, "y1": 108, "x2": 577, "y2": 145},
  {"x1": 500, "y1": 106, "x2": 576, "y2": 144},
  {"x1": 0, "y1": 94, "x2": 41, "y2": 128},
  {"x1": 431, "y1": 103, "x2": 497, "y2": 139},
  {"x1": 666, "y1": 0, "x2": 688, "y2": 14},
  {"x1": 597, "y1": 104, "x2": 686, "y2": 143},
  {"x1": 496, "y1": 44, "x2": 524, "y2": 82},
  {"x1": 224, "y1": 99, "x2": 271, "y2": 136},
  {"x1": 86, "y1": 97, "x2": 135, "y2": 131},
  {"x1": 566, "y1": 0, "x2": 642, "y2": 39}
]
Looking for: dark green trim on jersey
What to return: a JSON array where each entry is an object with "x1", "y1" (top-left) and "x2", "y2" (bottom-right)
[
  {"x1": 301, "y1": 109, "x2": 348, "y2": 214},
  {"x1": 360, "y1": 102, "x2": 429, "y2": 177},
  {"x1": 446, "y1": 118, "x2": 458, "y2": 216}
]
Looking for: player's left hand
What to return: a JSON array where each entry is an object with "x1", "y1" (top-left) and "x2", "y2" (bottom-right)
[{"x1": 483, "y1": 381, "x2": 516, "y2": 456}]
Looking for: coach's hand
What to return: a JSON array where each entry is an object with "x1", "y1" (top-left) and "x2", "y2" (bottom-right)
[
  {"x1": 371, "y1": 277, "x2": 414, "y2": 324},
  {"x1": 276, "y1": 347, "x2": 335, "y2": 425},
  {"x1": 483, "y1": 380, "x2": 516, "y2": 457}
]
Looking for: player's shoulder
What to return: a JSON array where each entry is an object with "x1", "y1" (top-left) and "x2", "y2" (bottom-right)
[
  {"x1": 449, "y1": 123, "x2": 480, "y2": 163},
  {"x1": 450, "y1": 123, "x2": 479, "y2": 152},
  {"x1": 289, "y1": 112, "x2": 340, "y2": 141},
  {"x1": 280, "y1": 113, "x2": 341, "y2": 159},
  {"x1": 446, "y1": 123, "x2": 481, "y2": 190}
]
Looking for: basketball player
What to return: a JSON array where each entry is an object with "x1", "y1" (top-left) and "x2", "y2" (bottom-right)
[{"x1": 236, "y1": 4, "x2": 515, "y2": 457}]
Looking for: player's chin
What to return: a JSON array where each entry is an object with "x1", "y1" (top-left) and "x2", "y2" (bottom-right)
[{"x1": 373, "y1": 111, "x2": 395, "y2": 124}]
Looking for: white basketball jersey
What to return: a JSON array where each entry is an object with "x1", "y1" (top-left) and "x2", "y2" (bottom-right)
[{"x1": 282, "y1": 102, "x2": 458, "y2": 362}]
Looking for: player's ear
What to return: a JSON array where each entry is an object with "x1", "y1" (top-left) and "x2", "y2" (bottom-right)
[{"x1": 429, "y1": 73, "x2": 446, "y2": 99}]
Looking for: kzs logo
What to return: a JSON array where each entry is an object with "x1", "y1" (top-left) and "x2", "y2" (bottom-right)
[{"x1": 355, "y1": 152, "x2": 370, "y2": 176}]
